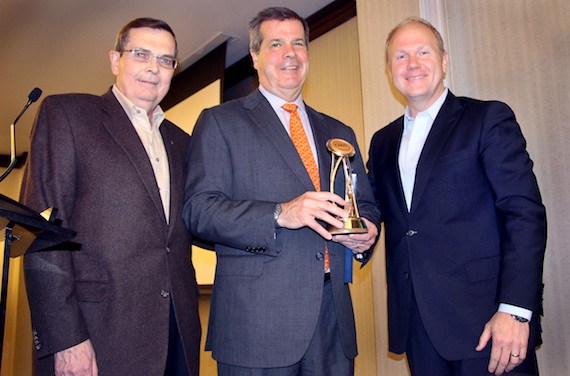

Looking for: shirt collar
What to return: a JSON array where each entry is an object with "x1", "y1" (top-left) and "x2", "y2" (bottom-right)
[
  {"x1": 112, "y1": 84, "x2": 165, "y2": 129},
  {"x1": 404, "y1": 87, "x2": 449, "y2": 123},
  {"x1": 258, "y1": 85, "x2": 306, "y2": 115}
]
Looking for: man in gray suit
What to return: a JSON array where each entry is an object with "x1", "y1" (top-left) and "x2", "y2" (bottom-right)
[
  {"x1": 21, "y1": 18, "x2": 200, "y2": 375},
  {"x1": 183, "y1": 7, "x2": 381, "y2": 376}
]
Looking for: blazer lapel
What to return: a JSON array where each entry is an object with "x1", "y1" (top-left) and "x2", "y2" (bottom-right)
[
  {"x1": 161, "y1": 122, "x2": 183, "y2": 234},
  {"x1": 306, "y1": 107, "x2": 333, "y2": 193},
  {"x1": 100, "y1": 90, "x2": 167, "y2": 224},
  {"x1": 385, "y1": 118, "x2": 410, "y2": 216},
  {"x1": 410, "y1": 92, "x2": 464, "y2": 212},
  {"x1": 245, "y1": 91, "x2": 316, "y2": 192}
]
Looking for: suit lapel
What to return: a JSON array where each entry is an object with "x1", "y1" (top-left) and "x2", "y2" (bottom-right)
[
  {"x1": 245, "y1": 91, "x2": 316, "y2": 192},
  {"x1": 161, "y1": 122, "x2": 183, "y2": 234},
  {"x1": 411, "y1": 92, "x2": 464, "y2": 212},
  {"x1": 384, "y1": 118, "x2": 410, "y2": 216},
  {"x1": 100, "y1": 91, "x2": 167, "y2": 224},
  {"x1": 306, "y1": 107, "x2": 333, "y2": 193}
]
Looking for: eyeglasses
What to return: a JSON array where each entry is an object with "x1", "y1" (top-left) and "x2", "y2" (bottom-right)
[{"x1": 123, "y1": 48, "x2": 179, "y2": 70}]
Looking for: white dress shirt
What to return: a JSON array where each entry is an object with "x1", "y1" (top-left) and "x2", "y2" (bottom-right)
[{"x1": 399, "y1": 89, "x2": 447, "y2": 211}]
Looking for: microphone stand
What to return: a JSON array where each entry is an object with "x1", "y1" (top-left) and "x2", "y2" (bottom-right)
[
  {"x1": 0, "y1": 87, "x2": 43, "y2": 357},
  {"x1": 0, "y1": 88, "x2": 42, "y2": 182}
]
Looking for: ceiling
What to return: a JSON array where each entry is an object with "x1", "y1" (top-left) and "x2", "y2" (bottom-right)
[{"x1": 0, "y1": 0, "x2": 334, "y2": 156}]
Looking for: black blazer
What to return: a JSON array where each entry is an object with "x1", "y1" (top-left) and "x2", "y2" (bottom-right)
[{"x1": 367, "y1": 91, "x2": 546, "y2": 360}]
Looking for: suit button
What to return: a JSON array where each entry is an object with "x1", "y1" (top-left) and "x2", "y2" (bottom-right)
[
  {"x1": 160, "y1": 290, "x2": 170, "y2": 298},
  {"x1": 246, "y1": 246, "x2": 265, "y2": 253},
  {"x1": 404, "y1": 272, "x2": 410, "y2": 279},
  {"x1": 166, "y1": 246, "x2": 171, "y2": 253},
  {"x1": 316, "y1": 252, "x2": 324, "y2": 261},
  {"x1": 36, "y1": 344, "x2": 41, "y2": 350},
  {"x1": 406, "y1": 229, "x2": 418, "y2": 237}
]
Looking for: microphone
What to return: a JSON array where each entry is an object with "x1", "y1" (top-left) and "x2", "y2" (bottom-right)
[
  {"x1": 12, "y1": 87, "x2": 42, "y2": 128},
  {"x1": 0, "y1": 87, "x2": 43, "y2": 182},
  {"x1": 28, "y1": 87, "x2": 42, "y2": 104}
]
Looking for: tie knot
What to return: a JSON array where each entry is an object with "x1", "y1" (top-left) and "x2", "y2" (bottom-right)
[{"x1": 282, "y1": 103, "x2": 297, "y2": 113}]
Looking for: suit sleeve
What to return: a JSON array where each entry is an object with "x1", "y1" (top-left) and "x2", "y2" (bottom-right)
[
  {"x1": 20, "y1": 96, "x2": 90, "y2": 357},
  {"x1": 345, "y1": 129, "x2": 382, "y2": 264},
  {"x1": 347, "y1": 130, "x2": 381, "y2": 224},
  {"x1": 366, "y1": 132, "x2": 382, "y2": 212},
  {"x1": 479, "y1": 101, "x2": 546, "y2": 313},
  {"x1": 182, "y1": 108, "x2": 277, "y2": 254}
]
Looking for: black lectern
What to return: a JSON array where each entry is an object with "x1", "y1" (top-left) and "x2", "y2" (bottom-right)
[{"x1": 0, "y1": 193, "x2": 75, "y2": 364}]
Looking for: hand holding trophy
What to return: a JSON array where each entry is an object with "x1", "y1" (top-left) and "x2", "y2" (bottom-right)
[{"x1": 326, "y1": 138, "x2": 368, "y2": 235}]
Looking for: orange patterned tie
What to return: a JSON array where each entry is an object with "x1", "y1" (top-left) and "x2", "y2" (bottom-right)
[{"x1": 283, "y1": 103, "x2": 330, "y2": 272}]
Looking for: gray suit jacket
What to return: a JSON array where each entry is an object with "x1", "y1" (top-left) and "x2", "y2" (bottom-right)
[
  {"x1": 183, "y1": 89, "x2": 380, "y2": 368},
  {"x1": 21, "y1": 89, "x2": 201, "y2": 375}
]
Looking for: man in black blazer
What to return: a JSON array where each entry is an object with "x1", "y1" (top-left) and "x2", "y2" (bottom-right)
[
  {"x1": 21, "y1": 18, "x2": 200, "y2": 375},
  {"x1": 183, "y1": 7, "x2": 380, "y2": 376},
  {"x1": 367, "y1": 17, "x2": 546, "y2": 376}
]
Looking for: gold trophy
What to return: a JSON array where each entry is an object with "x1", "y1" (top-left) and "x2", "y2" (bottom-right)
[{"x1": 326, "y1": 138, "x2": 368, "y2": 235}]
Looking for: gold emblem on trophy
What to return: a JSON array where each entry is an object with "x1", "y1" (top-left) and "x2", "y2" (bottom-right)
[{"x1": 326, "y1": 138, "x2": 368, "y2": 235}]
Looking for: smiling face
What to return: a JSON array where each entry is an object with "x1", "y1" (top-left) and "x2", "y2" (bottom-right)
[
  {"x1": 250, "y1": 19, "x2": 309, "y2": 102},
  {"x1": 109, "y1": 27, "x2": 176, "y2": 115},
  {"x1": 387, "y1": 22, "x2": 448, "y2": 117}
]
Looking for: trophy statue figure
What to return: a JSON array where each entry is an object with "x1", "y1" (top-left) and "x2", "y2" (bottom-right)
[{"x1": 326, "y1": 138, "x2": 368, "y2": 235}]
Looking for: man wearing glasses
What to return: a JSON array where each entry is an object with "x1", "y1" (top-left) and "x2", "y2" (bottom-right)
[{"x1": 21, "y1": 18, "x2": 200, "y2": 375}]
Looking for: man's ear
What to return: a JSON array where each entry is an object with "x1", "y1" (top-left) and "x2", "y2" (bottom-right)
[
  {"x1": 442, "y1": 51, "x2": 449, "y2": 75},
  {"x1": 109, "y1": 50, "x2": 120, "y2": 76},
  {"x1": 250, "y1": 49, "x2": 259, "y2": 71}
]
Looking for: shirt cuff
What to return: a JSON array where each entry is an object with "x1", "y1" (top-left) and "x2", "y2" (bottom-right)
[{"x1": 498, "y1": 303, "x2": 533, "y2": 321}]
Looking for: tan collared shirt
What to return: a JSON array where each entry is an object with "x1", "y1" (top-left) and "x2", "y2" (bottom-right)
[{"x1": 112, "y1": 85, "x2": 170, "y2": 223}]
